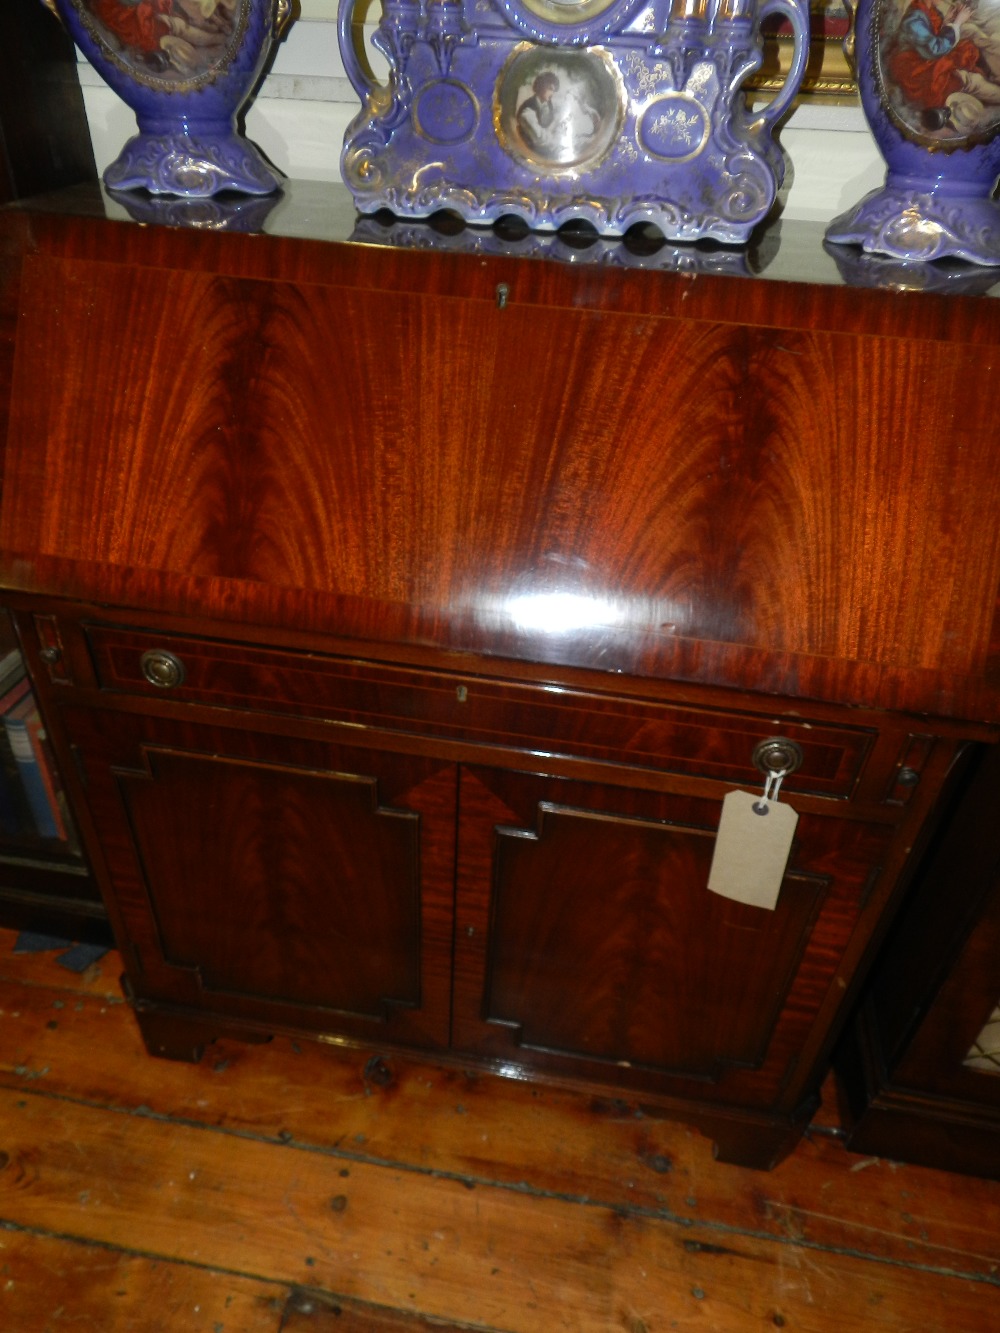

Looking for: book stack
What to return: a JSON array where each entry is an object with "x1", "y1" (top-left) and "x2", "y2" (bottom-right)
[{"x1": 0, "y1": 649, "x2": 73, "y2": 846}]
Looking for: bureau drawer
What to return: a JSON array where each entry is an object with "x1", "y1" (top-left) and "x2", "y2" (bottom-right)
[{"x1": 84, "y1": 625, "x2": 875, "y2": 797}]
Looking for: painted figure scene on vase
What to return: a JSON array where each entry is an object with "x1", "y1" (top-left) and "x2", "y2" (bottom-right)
[
  {"x1": 876, "y1": 0, "x2": 1000, "y2": 146},
  {"x1": 73, "y1": 0, "x2": 247, "y2": 84}
]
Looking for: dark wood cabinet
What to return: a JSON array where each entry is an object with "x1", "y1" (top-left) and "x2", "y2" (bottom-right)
[
  {"x1": 0, "y1": 0, "x2": 95, "y2": 205},
  {"x1": 836, "y1": 744, "x2": 1000, "y2": 1178},
  {"x1": 3, "y1": 185, "x2": 1000, "y2": 1169}
]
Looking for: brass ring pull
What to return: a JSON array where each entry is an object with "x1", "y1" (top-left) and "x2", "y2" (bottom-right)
[
  {"x1": 140, "y1": 649, "x2": 186, "y2": 690},
  {"x1": 752, "y1": 737, "x2": 804, "y2": 778}
]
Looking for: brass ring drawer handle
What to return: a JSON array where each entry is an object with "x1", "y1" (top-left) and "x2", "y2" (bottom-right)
[
  {"x1": 752, "y1": 737, "x2": 804, "y2": 778},
  {"x1": 140, "y1": 649, "x2": 186, "y2": 690}
]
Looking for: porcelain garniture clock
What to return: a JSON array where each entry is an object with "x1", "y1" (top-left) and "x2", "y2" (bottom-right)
[{"x1": 338, "y1": 0, "x2": 810, "y2": 241}]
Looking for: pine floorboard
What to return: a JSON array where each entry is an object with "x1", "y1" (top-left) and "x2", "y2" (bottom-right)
[{"x1": 0, "y1": 928, "x2": 998, "y2": 1331}]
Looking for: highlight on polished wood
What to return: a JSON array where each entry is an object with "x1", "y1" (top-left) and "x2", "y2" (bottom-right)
[{"x1": 1, "y1": 928, "x2": 999, "y2": 1332}]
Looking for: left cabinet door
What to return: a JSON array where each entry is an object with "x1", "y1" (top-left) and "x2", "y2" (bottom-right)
[{"x1": 59, "y1": 707, "x2": 458, "y2": 1054}]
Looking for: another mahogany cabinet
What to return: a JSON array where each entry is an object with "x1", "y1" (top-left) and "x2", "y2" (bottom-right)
[
  {"x1": 3, "y1": 185, "x2": 1000, "y2": 1168},
  {"x1": 836, "y1": 743, "x2": 1000, "y2": 1178}
]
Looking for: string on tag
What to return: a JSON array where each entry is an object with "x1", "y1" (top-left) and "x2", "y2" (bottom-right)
[{"x1": 753, "y1": 768, "x2": 787, "y2": 816}]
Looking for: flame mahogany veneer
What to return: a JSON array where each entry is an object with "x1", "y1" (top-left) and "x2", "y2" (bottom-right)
[{"x1": 2, "y1": 185, "x2": 999, "y2": 1168}]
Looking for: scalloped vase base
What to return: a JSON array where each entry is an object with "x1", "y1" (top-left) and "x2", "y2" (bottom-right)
[
  {"x1": 104, "y1": 131, "x2": 282, "y2": 200},
  {"x1": 826, "y1": 185, "x2": 1000, "y2": 267}
]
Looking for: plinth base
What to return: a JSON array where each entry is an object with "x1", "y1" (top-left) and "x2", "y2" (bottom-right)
[
  {"x1": 104, "y1": 130, "x2": 282, "y2": 199},
  {"x1": 826, "y1": 183, "x2": 1000, "y2": 266}
]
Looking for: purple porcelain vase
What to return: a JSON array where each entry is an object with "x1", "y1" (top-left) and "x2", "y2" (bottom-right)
[
  {"x1": 826, "y1": 0, "x2": 1000, "y2": 263},
  {"x1": 42, "y1": 0, "x2": 289, "y2": 196}
]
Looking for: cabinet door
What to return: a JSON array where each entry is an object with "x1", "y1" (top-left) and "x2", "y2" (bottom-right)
[
  {"x1": 453, "y1": 766, "x2": 891, "y2": 1106},
  {"x1": 62, "y1": 708, "x2": 457, "y2": 1050}
]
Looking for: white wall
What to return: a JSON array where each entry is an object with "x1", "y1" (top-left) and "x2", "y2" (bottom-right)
[{"x1": 76, "y1": 12, "x2": 884, "y2": 226}]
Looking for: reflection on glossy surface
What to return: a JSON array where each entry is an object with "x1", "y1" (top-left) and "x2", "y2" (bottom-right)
[
  {"x1": 25, "y1": 180, "x2": 990, "y2": 291},
  {"x1": 349, "y1": 211, "x2": 772, "y2": 276},
  {"x1": 108, "y1": 188, "x2": 282, "y2": 232},
  {"x1": 479, "y1": 556, "x2": 683, "y2": 646},
  {"x1": 824, "y1": 239, "x2": 1000, "y2": 295},
  {"x1": 502, "y1": 590, "x2": 628, "y2": 634}
]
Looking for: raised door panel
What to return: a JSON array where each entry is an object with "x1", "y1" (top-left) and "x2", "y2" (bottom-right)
[
  {"x1": 485, "y1": 805, "x2": 825, "y2": 1078},
  {"x1": 61, "y1": 708, "x2": 457, "y2": 1050},
  {"x1": 453, "y1": 766, "x2": 892, "y2": 1107}
]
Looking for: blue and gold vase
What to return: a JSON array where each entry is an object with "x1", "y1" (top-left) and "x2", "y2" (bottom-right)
[
  {"x1": 827, "y1": 0, "x2": 1000, "y2": 264},
  {"x1": 42, "y1": 0, "x2": 289, "y2": 197}
]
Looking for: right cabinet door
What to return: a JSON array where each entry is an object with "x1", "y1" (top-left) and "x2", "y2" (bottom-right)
[{"x1": 452, "y1": 765, "x2": 895, "y2": 1109}]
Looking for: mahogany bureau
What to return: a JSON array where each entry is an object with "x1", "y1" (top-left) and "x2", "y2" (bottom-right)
[{"x1": 2, "y1": 183, "x2": 999, "y2": 1168}]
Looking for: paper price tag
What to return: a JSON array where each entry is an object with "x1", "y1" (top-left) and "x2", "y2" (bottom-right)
[{"x1": 707, "y1": 789, "x2": 798, "y2": 911}]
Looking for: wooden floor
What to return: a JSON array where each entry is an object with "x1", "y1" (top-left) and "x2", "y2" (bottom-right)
[{"x1": 0, "y1": 929, "x2": 998, "y2": 1332}]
